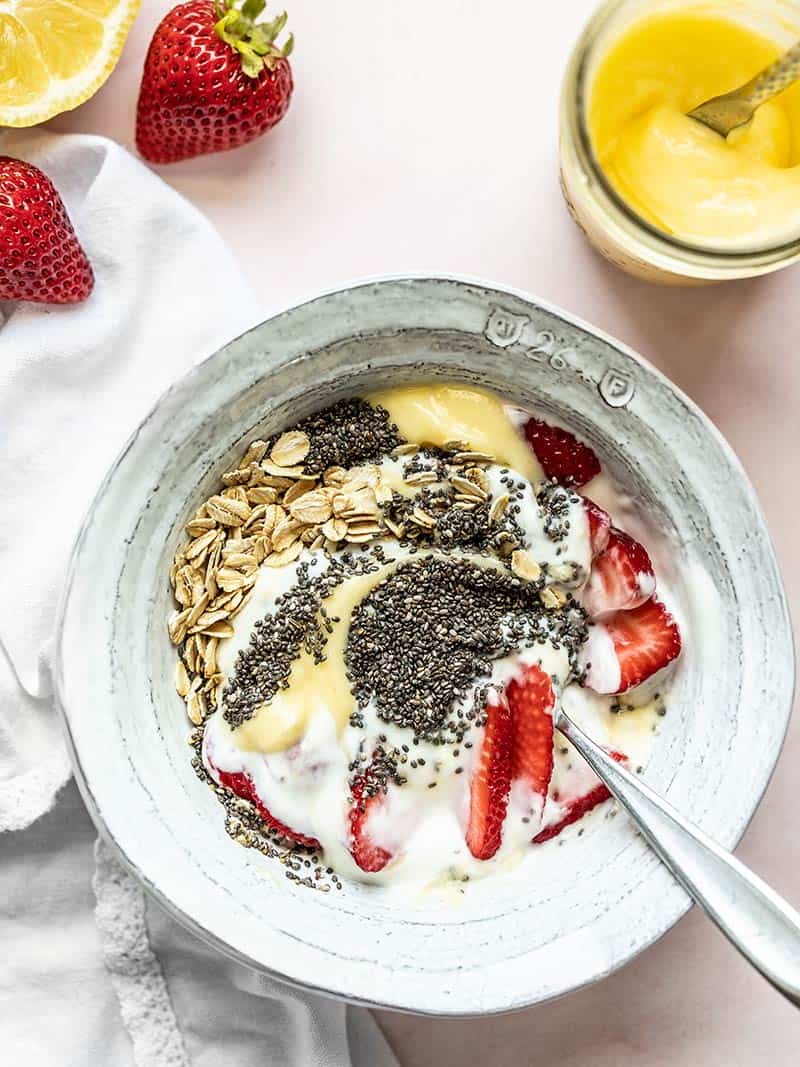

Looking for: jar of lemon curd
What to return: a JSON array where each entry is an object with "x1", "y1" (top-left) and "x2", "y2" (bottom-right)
[{"x1": 560, "y1": 0, "x2": 800, "y2": 283}]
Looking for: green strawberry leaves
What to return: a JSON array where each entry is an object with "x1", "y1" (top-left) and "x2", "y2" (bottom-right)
[{"x1": 214, "y1": 0, "x2": 293, "y2": 78}]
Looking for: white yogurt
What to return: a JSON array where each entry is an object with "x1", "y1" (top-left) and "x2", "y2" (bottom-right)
[{"x1": 200, "y1": 411, "x2": 689, "y2": 895}]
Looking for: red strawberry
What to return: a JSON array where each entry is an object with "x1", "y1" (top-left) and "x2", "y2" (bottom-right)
[
  {"x1": 465, "y1": 695, "x2": 514, "y2": 860},
  {"x1": 581, "y1": 597, "x2": 681, "y2": 694},
  {"x1": 523, "y1": 418, "x2": 601, "y2": 488},
  {"x1": 507, "y1": 664, "x2": 556, "y2": 821},
  {"x1": 582, "y1": 496, "x2": 611, "y2": 558},
  {"x1": 583, "y1": 527, "x2": 656, "y2": 618},
  {"x1": 350, "y1": 777, "x2": 394, "y2": 873},
  {"x1": 214, "y1": 766, "x2": 320, "y2": 848},
  {"x1": 136, "y1": 0, "x2": 294, "y2": 164},
  {"x1": 0, "y1": 157, "x2": 93, "y2": 304},
  {"x1": 533, "y1": 751, "x2": 626, "y2": 843}
]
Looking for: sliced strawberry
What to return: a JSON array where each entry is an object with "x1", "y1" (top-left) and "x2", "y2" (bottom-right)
[
  {"x1": 523, "y1": 418, "x2": 601, "y2": 488},
  {"x1": 583, "y1": 527, "x2": 656, "y2": 618},
  {"x1": 507, "y1": 664, "x2": 556, "y2": 819},
  {"x1": 350, "y1": 778, "x2": 394, "y2": 873},
  {"x1": 582, "y1": 496, "x2": 611, "y2": 558},
  {"x1": 465, "y1": 694, "x2": 514, "y2": 860},
  {"x1": 533, "y1": 751, "x2": 626, "y2": 843},
  {"x1": 581, "y1": 598, "x2": 681, "y2": 694},
  {"x1": 214, "y1": 767, "x2": 320, "y2": 849},
  {"x1": 533, "y1": 783, "x2": 610, "y2": 843}
]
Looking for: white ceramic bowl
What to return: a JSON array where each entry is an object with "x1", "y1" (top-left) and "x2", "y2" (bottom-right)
[{"x1": 56, "y1": 277, "x2": 793, "y2": 1015}]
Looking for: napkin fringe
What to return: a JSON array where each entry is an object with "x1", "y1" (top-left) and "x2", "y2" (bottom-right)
[{"x1": 93, "y1": 838, "x2": 190, "y2": 1067}]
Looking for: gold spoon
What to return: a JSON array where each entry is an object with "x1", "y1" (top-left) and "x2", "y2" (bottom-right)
[{"x1": 688, "y1": 40, "x2": 800, "y2": 136}]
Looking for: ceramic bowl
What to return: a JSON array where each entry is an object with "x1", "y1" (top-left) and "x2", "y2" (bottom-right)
[{"x1": 56, "y1": 277, "x2": 793, "y2": 1015}]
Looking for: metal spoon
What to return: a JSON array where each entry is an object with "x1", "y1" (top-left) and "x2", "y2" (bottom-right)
[
  {"x1": 688, "y1": 40, "x2": 800, "y2": 136},
  {"x1": 556, "y1": 706, "x2": 800, "y2": 1007}
]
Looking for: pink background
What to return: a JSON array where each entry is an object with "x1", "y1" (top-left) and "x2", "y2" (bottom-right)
[{"x1": 53, "y1": 1, "x2": 800, "y2": 1062}]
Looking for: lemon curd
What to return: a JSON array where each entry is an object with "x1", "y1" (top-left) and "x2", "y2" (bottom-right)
[
  {"x1": 368, "y1": 384, "x2": 542, "y2": 485},
  {"x1": 589, "y1": 8, "x2": 800, "y2": 249}
]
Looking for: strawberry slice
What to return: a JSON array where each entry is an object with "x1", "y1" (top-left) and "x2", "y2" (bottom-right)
[
  {"x1": 507, "y1": 664, "x2": 556, "y2": 822},
  {"x1": 523, "y1": 418, "x2": 601, "y2": 488},
  {"x1": 583, "y1": 527, "x2": 656, "y2": 618},
  {"x1": 213, "y1": 766, "x2": 320, "y2": 849},
  {"x1": 465, "y1": 694, "x2": 514, "y2": 860},
  {"x1": 581, "y1": 597, "x2": 681, "y2": 694},
  {"x1": 582, "y1": 496, "x2": 611, "y2": 558},
  {"x1": 533, "y1": 751, "x2": 626, "y2": 843},
  {"x1": 350, "y1": 777, "x2": 394, "y2": 873}
]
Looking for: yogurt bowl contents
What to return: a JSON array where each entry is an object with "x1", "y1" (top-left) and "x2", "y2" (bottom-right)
[{"x1": 170, "y1": 384, "x2": 682, "y2": 893}]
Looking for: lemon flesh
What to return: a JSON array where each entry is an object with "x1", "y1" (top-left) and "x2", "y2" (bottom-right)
[{"x1": 0, "y1": 0, "x2": 140, "y2": 127}]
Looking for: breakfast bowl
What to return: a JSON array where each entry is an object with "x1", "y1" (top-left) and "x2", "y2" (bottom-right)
[{"x1": 55, "y1": 276, "x2": 793, "y2": 1015}]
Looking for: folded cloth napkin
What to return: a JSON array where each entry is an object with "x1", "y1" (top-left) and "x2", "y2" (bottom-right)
[
  {"x1": 0, "y1": 127, "x2": 260, "y2": 829},
  {"x1": 0, "y1": 130, "x2": 398, "y2": 1067}
]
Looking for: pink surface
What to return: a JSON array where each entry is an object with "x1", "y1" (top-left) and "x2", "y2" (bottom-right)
[{"x1": 51, "y1": 0, "x2": 800, "y2": 1061}]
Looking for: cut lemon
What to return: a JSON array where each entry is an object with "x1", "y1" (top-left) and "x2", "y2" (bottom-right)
[{"x1": 0, "y1": 0, "x2": 140, "y2": 127}]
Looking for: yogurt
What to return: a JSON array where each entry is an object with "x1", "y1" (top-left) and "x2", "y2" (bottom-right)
[{"x1": 186, "y1": 384, "x2": 687, "y2": 893}]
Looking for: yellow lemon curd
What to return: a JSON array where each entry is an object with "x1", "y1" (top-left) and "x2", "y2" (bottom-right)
[{"x1": 589, "y1": 8, "x2": 800, "y2": 249}]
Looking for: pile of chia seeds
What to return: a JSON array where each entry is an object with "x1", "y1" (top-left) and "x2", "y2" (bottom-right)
[
  {"x1": 273, "y1": 398, "x2": 402, "y2": 473},
  {"x1": 344, "y1": 556, "x2": 587, "y2": 745}
]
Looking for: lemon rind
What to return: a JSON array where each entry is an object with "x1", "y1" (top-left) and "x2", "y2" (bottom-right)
[{"x1": 0, "y1": 0, "x2": 141, "y2": 128}]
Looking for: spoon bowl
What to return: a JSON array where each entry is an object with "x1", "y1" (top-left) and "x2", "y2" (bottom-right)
[{"x1": 688, "y1": 40, "x2": 800, "y2": 136}]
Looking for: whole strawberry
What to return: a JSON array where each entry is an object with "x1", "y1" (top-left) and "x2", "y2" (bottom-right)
[
  {"x1": 0, "y1": 157, "x2": 94, "y2": 305},
  {"x1": 136, "y1": 0, "x2": 294, "y2": 164}
]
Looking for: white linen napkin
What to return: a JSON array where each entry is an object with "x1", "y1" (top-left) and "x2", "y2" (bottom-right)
[
  {"x1": 0, "y1": 128, "x2": 260, "y2": 829},
  {"x1": 0, "y1": 130, "x2": 397, "y2": 1067}
]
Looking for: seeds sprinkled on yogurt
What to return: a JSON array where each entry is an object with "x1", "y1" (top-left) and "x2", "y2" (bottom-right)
[
  {"x1": 169, "y1": 385, "x2": 676, "y2": 887},
  {"x1": 345, "y1": 555, "x2": 587, "y2": 744}
]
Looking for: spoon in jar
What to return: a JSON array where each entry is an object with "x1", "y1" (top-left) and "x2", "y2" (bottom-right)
[
  {"x1": 555, "y1": 705, "x2": 800, "y2": 1008},
  {"x1": 688, "y1": 40, "x2": 800, "y2": 136}
]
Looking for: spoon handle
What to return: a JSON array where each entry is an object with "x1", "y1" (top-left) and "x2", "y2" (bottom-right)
[
  {"x1": 741, "y1": 41, "x2": 800, "y2": 109},
  {"x1": 556, "y1": 711, "x2": 800, "y2": 1007}
]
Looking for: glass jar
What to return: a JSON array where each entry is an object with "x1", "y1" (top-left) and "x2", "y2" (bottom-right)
[{"x1": 559, "y1": 0, "x2": 800, "y2": 284}]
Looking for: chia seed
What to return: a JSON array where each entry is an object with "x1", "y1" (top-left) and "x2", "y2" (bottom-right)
[
  {"x1": 223, "y1": 551, "x2": 385, "y2": 727},
  {"x1": 279, "y1": 398, "x2": 402, "y2": 473},
  {"x1": 195, "y1": 396, "x2": 599, "y2": 878},
  {"x1": 538, "y1": 480, "x2": 580, "y2": 542},
  {"x1": 187, "y1": 727, "x2": 341, "y2": 893},
  {"x1": 345, "y1": 555, "x2": 587, "y2": 744}
]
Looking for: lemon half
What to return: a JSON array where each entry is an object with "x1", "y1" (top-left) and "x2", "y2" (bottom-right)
[{"x1": 0, "y1": 0, "x2": 140, "y2": 127}]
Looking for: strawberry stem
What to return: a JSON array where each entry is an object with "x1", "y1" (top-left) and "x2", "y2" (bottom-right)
[{"x1": 214, "y1": 0, "x2": 293, "y2": 78}]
